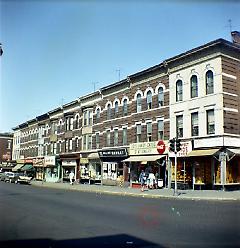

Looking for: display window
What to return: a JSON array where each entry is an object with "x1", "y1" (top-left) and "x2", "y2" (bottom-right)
[{"x1": 226, "y1": 158, "x2": 240, "y2": 184}]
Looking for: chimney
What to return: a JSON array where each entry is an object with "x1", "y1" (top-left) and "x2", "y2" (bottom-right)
[{"x1": 231, "y1": 31, "x2": 240, "y2": 45}]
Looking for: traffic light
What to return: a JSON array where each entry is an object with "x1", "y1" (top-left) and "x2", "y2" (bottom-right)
[
  {"x1": 169, "y1": 138, "x2": 175, "y2": 152},
  {"x1": 176, "y1": 139, "x2": 181, "y2": 152}
]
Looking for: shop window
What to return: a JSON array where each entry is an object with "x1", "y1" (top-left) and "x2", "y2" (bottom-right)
[
  {"x1": 157, "y1": 120, "x2": 164, "y2": 140},
  {"x1": 136, "y1": 124, "x2": 141, "y2": 143},
  {"x1": 122, "y1": 128, "x2": 127, "y2": 145},
  {"x1": 191, "y1": 112, "x2": 199, "y2": 136},
  {"x1": 136, "y1": 93, "x2": 142, "y2": 113},
  {"x1": 207, "y1": 109, "x2": 215, "y2": 134},
  {"x1": 176, "y1": 80, "x2": 183, "y2": 102},
  {"x1": 146, "y1": 122, "x2": 152, "y2": 142},
  {"x1": 176, "y1": 115, "x2": 183, "y2": 138},
  {"x1": 123, "y1": 99, "x2": 128, "y2": 116},
  {"x1": 190, "y1": 75, "x2": 198, "y2": 98},
  {"x1": 206, "y1": 70, "x2": 214, "y2": 95},
  {"x1": 146, "y1": 90, "x2": 152, "y2": 109},
  {"x1": 158, "y1": 87, "x2": 164, "y2": 107},
  {"x1": 114, "y1": 129, "x2": 118, "y2": 146},
  {"x1": 106, "y1": 130, "x2": 111, "y2": 146}
]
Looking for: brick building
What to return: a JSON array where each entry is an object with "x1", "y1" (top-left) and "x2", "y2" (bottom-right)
[
  {"x1": 0, "y1": 132, "x2": 13, "y2": 171},
  {"x1": 12, "y1": 37, "x2": 240, "y2": 189}
]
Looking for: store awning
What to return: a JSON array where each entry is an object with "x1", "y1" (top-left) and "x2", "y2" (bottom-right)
[
  {"x1": 21, "y1": 164, "x2": 34, "y2": 171},
  {"x1": 88, "y1": 153, "x2": 99, "y2": 159},
  {"x1": 187, "y1": 149, "x2": 219, "y2": 157},
  {"x1": 12, "y1": 163, "x2": 25, "y2": 172},
  {"x1": 123, "y1": 155, "x2": 165, "y2": 162}
]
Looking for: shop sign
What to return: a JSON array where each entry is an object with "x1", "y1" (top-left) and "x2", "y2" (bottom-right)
[
  {"x1": 157, "y1": 140, "x2": 166, "y2": 154},
  {"x1": 44, "y1": 156, "x2": 55, "y2": 166},
  {"x1": 168, "y1": 141, "x2": 192, "y2": 157},
  {"x1": 62, "y1": 160, "x2": 77, "y2": 166},
  {"x1": 80, "y1": 158, "x2": 89, "y2": 164},
  {"x1": 24, "y1": 158, "x2": 33, "y2": 163},
  {"x1": 33, "y1": 158, "x2": 44, "y2": 166},
  {"x1": 98, "y1": 148, "x2": 128, "y2": 158},
  {"x1": 129, "y1": 142, "x2": 159, "y2": 155}
]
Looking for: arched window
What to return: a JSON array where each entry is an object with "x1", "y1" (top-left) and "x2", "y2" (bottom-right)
[
  {"x1": 146, "y1": 90, "x2": 152, "y2": 109},
  {"x1": 206, "y1": 70, "x2": 214, "y2": 94},
  {"x1": 96, "y1": 108, "x2": 100, "y2": 122},
  {"x1": 107, "y1": 103, "x2": 111, "y2": 120},
  {"x1": 158, "y1": 87, "x2": 164, "y2": 106},
  {"x1": 176, "y1": 80, "x2": 183, "y2": 102},
  {"x1": 190, "y1": 75, "x2": 198, "y2": 98},
  {"x1": 123, "y1": 99, "x2": 128, "y2": 116},
  {"x1": 114, "y1": 101, "x2": 119, "y2": 115},
  {"x1": 136, "y1": 93, "x2": 142, "y2": 112}
]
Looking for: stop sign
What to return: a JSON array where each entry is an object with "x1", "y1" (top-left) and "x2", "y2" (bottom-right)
[{"x1": 157, "y1": 140, "x2": 165, "y2": 154}]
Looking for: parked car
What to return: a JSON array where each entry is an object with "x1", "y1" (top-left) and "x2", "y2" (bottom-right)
[
  {"x1": 4, "y1": 172, "x2": 19, "y2": 183},
  {"x1": 0, "y1": 172, "x2": 7, "y2": 181},
  {"x1": 16, "y1": 173, "x2": 32, "y2": 184}
]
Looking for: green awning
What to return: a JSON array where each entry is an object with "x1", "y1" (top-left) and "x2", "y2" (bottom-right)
[{"x1": 21, "y1": 164, "x2": 34, "y2": 171}]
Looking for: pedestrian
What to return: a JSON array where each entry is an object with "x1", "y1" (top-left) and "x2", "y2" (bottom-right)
[
  {"x1": 148, "y1": 172, "x2": 156, "y2": 189},
  {"x1": 139, "y1": 170, "x2": 146, "y2": 192},
  {"x1": 69, "y1": 171, "x2": 75, "y2": 185}
]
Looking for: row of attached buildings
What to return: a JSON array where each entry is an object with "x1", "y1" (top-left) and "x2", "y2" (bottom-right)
[{"x1": 10, "y1": 37, "x2": 240, "y2": 190}]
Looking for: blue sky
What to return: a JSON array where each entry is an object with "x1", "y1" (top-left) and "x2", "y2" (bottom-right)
[{"x1": 0, "y1": 0, "x2": 239, "y2": 132}]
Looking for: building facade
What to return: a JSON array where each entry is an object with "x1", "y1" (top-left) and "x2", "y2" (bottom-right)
[
  {"x1": 11, "y1": 38, "x2": 240, "y2": 189},
  {"x1": 0, "y1": 132, "x2": 13, "y2": 171}
]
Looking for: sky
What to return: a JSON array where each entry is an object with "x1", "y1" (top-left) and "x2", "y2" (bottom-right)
[{"x1": 0, "y1": 0, "x2": 240, "y2": 132}]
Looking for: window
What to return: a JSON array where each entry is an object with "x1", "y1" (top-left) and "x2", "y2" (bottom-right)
[
  {"x1": 146, "y1": 122, "x2": 152, "y2": 142},
  {"x1": 53, "y1": 143, "x2": 57, "y2": 154},
  {"x1": 76, "y1": 115, "x2": 80, "y2": 129},
  {"x1": 107, "y1": 104, "x2": 111, "y2": 120},
  {"x1": 136, "y1": 93, "x2": 142, "y2": 112},
  {"x1": 136, "y1": 124, "x2": 141, "y2": 143},
  {"x1": 157, "y1": 120, "x2": 164, "y2": 140},
  {"x1": 158, "y1": 87, "x2": 164, "y2": 106},
  {"x1": 114, "y1": 129, "x2": 118, "y2": 146},
  {"x1": 65, "y1": 140, "x2": 69, "y2": 153},
  {"x1": 206, "y1": 70, "x2": 214, "y2": 95},
  {"x1": 106, "y1": 130, "x2": 111, "y2": 146},
  {"x1": 114, "y1": 102, "x2": 119, "y2": 116},
  {"x1": 65, "y1": 118, "x2": 70, "y2": 131},
  {"x1": 69, "y1": 139, "x2": 73, "y2": 151},
  {"x1": 87, "y1": 135, "x2": 92, "y2": 150},
  {"x1": 83, "y1": 110, "x2": 93, "y2": 126},
  {"x1": 70, "y1": 117, "x2": 74, "y2": 130},
  {"x1": 146, "y1": 90, "x2": 152, "y2": 109},
  {"x1": 190, "y1": 75, "x2": 198, "y2": 98},
  {"x1": 176, "y1": 115, "x2": 183, "y2": 138},
  {"x1": 123, "y1": 99, "x2": 128, "y2": 116},
  {"x1": 7, "y1": 140, "x2": 11, "y2": 149},
  {"x1": 122, "y1": 128, "x2": 127, "y2": 145},
  {"x1": 83, "y1": 135, "x2": 87, "y2": 150},
  {"x1": 96, "y1": 108, "x2": 100, "y2": 122},
  {"x1": 75, "y1": 138, "x2": 79, "y2": 151},
  {"x1": 96, "y1": 133, "x2": 100, "y2": 149},
  {"x1": 207, "y1": 109, "x2": 215, "y2": 134},
  {"x1": 59, "y1": 141, "x2": 62, "y2": 153},
  {"x1": 191, "y1": 112, "x2": 199, "y2": 136},
  {"x1": 176, "y1": 80, "x2": 183, "y2": 102}
]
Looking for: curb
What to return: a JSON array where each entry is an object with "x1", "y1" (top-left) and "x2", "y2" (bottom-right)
[{"x1": 31, "y1": 182, "x2": 239, "y2": 202}]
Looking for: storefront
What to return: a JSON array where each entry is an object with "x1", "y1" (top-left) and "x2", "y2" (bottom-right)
[
  {"x1": 185, "y1": 147, "x2": 240, "y2": 190},
  {"x1": 123, "y1": 141, "x2": 168, "y2": 188},
  {"x1": 12, "y1": 159, "x2": 25, "y2": 172},
  {"x1": 79, "y1": 153, "x2": 102, "y2": 184},
  {"x1": 98, "y1": 148, "x2": 128, "y2": 186},
  {"x1": 44, "y1": 156, "x2": 60, "y2": 183},
  {"x1": 21, "y1": 159, "x2": 35, "y2": 178},
  {"x1": 32, "y1": 157, "x2": 44, "y2": 180},
  {"x1": 60, "y1": 154, "x2": 79, "y2": 183}
]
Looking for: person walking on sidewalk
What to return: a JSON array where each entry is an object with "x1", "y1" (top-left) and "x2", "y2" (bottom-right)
[
  {"x1": 69, "y1": 171, "x2": 75, "y2": 185},
  {"x1": 139, "y1": 170, "x2": 146, "y2": 192}
]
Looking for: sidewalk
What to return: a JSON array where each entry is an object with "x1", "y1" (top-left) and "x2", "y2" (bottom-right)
[{"x1": 31, "y1": 180, "x2": 240, "y2": 201}]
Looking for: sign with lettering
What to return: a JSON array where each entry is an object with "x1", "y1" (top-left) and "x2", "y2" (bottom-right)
[
  {"x1": 157, "y1": 140, "x2": 166, "y2": 154},
  {"x1": 33, "y1": 158, "x2": 44, "y2": 167},
  {"x1": 98, "y1": 148, "x2": 128, "y2": 158},
  {"x1": 129, "y1": 142, "x2": 160, "y2": 155},
  {"x1": 44, "y1": 156, "x2": 55, "y2": 166}
]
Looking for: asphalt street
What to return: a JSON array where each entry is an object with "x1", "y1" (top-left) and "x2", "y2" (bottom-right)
[{"x1": 0, "y1": 181, "x2": 239, "y2": 248}]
